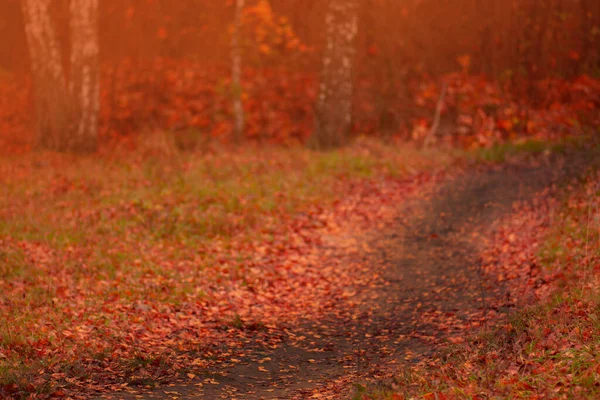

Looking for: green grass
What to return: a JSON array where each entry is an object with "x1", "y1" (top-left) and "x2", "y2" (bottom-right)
[
  {"x1": 471, "y1": 133, "x2": 600, "y2": 163},
  {"x1": 0, "y1": 139, "x2": 456, "y2": 250},
  {"x1": 0, "y1": 246, "x2": 31, "y2": 279},
  {"x1": 473, "y1": 138, "x2": 564, "y2": 163}
]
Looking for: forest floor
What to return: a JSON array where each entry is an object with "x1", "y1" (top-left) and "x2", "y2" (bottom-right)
[
  {"x1": 363, "y1": 143, "x2": 600, "y2": 399},
  {"x1": 123, "y1": 141, "x2": 597, "y2": 399},
  {"x1": 1, "y1": 137, "x2": 599, "y2": 399},
  {"x1": 0, "y1": 139, "x2": 454, "y2": 398}
]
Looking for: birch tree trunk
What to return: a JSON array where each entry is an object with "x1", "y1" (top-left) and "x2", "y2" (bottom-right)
[
  {"x1": 310, "y1": 0, "x2": 359, "y2": 149},
  {"x1": 21, "y1": 0, "x2": 71, "y2": 150},
  {"x1": 21, "y1": 0, "x2": 100, "y2": 152},
  {"x1": 69, "y1": 0, "x2": 100, "y2": 152},
  {"x1": 232, "y1": 0, "x2": 245, "y2": 143}
]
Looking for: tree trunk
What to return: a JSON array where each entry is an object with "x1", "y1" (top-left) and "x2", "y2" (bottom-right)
[
  {"x1": 21, "y1": 0, "x2": 71, "y2": 150},
  {"x1": 232, "y1": 0, "x2": 245, "y2": 143},
  {"x1": 69, "y1": 0, "x2": 100, "y2": 152},
  {"x1": 310, "y1": 0, "x2": 359, "y2": 150},
  {"x1": 21, "y1": 0, "x2": 100, "y2": 152}
]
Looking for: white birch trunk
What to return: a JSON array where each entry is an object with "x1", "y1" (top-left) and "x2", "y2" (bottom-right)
[
  {"x1": 69, "y1": 0, "x2": 100, "y2": 152},
  {"x1": 311, "y1": 0, "x2": 359, "y2": 149},
  {"x1": 232, "y1": 0, "x2": 245, "y2": 142},
  {"x1": 21, "y1": 0, "x2": 100, "y2": 152},
  {"x1": 21, "y1": 0, "x2": 71, "y2": 150}
]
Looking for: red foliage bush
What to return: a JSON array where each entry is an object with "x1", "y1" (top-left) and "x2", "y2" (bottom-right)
[{"x1": 0, "y1": 59, "x2": 598, "y2": 154}]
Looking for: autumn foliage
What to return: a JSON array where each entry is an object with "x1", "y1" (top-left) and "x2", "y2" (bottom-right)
[
  {"x1": 1, "y1": 0, "x2": 599, "y2": 151},
  {"x1": 0, "y1": 63, "x2": 598, "y2": 154},
  {"x1": 1, "y1": 0, "x2": 600, "y2": 398}
]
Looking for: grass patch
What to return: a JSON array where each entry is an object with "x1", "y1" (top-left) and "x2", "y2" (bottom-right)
[
  {"x1": 471, "y1": 135, "x2": 595, "y2": 163},
  {"x1": 474, "y1": 139, "x2": 559, "y2": 163},
  {"x1": 0, "y1": 246, "x2": 30, "y2": 279}
]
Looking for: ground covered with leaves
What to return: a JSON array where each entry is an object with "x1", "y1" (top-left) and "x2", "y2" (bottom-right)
[
  {"x1": 0, "y1": 139, "x2": 458, "y2": 398},
  {"x1": 1, "y1": 90, "x2": 599, "y2": 399},
  {"x1": 359, "y1": 145, "x2": 600, "y2": 399},
  {"x1": 2, "y1": 136, "x2": 599, "y2": 399}
]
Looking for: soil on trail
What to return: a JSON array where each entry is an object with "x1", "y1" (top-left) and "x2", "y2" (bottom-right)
[{"x1": 125, "y1": 153, "x2": 590, "y2": 400}]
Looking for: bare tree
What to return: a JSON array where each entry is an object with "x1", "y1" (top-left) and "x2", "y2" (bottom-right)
[
  {"x1": 310, "y1": 0, "x2": 359, "y2": 149},
  {"x1": 21, "y1": 0, "x2": 99, "y2": 152},
  {"x1": 232, "y1": 0, "x2": 245, "y2": 142}
]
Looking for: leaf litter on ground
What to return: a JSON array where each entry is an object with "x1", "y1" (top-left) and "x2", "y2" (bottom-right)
[{"x1": 0, "y1": 139, "x2": 457, "y2": 398}]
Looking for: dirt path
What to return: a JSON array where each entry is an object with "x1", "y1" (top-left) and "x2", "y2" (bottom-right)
[{"x1": 122, "y1": 152, "x2": 590, "y2": 399}]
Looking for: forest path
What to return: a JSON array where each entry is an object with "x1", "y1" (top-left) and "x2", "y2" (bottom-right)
[{"x1": 127, "y1": 150, "x2": 590, "y2": 400}]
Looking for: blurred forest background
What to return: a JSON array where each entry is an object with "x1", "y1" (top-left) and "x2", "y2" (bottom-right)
[
  {"x1": 2, "y1": 2, "x2": 600, "y2": 397},
  {"x1": 1, "y1": 0, "x2": 599, "y2": 153}
]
